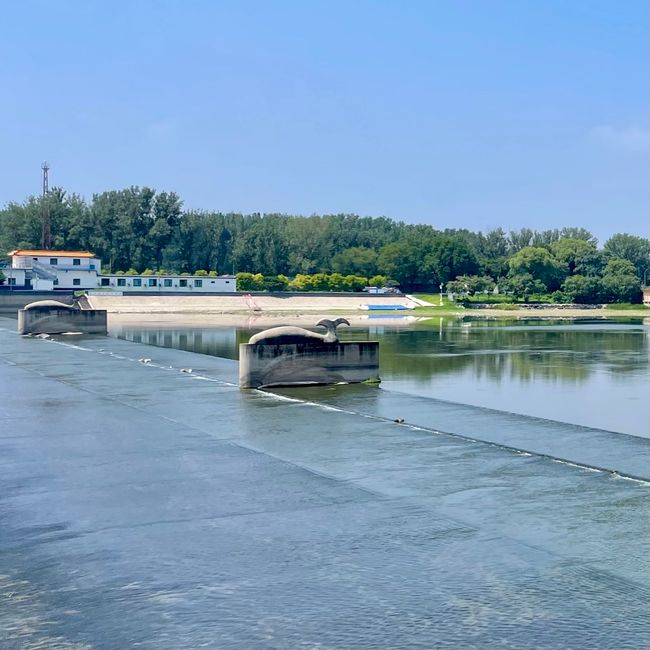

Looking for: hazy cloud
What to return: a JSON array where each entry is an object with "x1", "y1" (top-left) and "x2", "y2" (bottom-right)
[{"x1": 590, "y1": 125, "x2": 650, "y2": 152}]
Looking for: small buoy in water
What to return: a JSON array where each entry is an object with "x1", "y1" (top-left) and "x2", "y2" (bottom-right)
[
  {"x1": 139, "y1": 358, "x2": 152, "y2": 364},
  {"x1": 180, "y1": 368, "x2": 193, "y2": 374},
  {"x1": 394, "y1": 418, "x2": 405, "y2": 423}
]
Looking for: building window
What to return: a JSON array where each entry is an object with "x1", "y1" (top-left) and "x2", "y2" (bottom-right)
[
  {"x1": 50, "y1": 258, "x2": 58, "y2": 265},
  {"x1": 164, "y1": 279, "x2": 172, "y2": 287},
  {"x1": 148, "y1": 278, "x2": 157, "y2": 287},
  {"x1": 73, "y1": 258, "x2": 81, "y2": 266},
  {"x1": 53, "y1": 279, "x2": 59, "y2": 286},
  {"x1": 194, "y1": 279, "x2": 203, "y2": 287},
  {"x1": 101, "y1": 278, "x2": 110, "y2": 286},
  {"x1": 133, "y1": 278, "x2": 142, "y2": 287},
  {"x1": 179, "y1": 279, "x2": 188, "y2": 287},
  {"x1": 225, "y1": 280, "x2": 230, "y2": 284},
  {"x1": 73, "y1": 278, "x2": 81, "y2": 286},
  {"x1": 117, "y1": 278, "x2": 126, "y2": 287},
  {"x1": 8, "y1": 278, "x2": 16, "y2": 286}
]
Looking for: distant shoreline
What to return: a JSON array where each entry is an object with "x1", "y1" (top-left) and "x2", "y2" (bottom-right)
[{"x1": 87, "y1": 293, "x2": 649, "y2": 320}]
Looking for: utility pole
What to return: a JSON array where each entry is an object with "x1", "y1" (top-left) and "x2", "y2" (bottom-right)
[{"x1": 40, "y1": 161, "x2": 51, "y2": 250}]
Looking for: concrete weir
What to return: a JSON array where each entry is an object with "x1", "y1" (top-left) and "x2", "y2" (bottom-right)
[
  {"x1": 0, "y1": 319, "x2": 648, "y2": 649},
  {"x1": 239, "y1": 319, "x2": 379, "y2": 388}
]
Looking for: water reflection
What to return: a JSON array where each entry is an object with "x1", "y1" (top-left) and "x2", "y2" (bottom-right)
[
  {"x1": 110, "y1": 318, "x2": 649, "y2": 436},
  {"x1": 365, "y1": 320, "x2": 648, "y2": 383},
  {"x1": 126, "y1": 327, "x2": 237, "y2": 359}
]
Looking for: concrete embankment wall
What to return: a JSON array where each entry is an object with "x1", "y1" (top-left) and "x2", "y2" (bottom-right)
[{"x1": 88, "y1": 293, "x2": 420, "y2": 313}]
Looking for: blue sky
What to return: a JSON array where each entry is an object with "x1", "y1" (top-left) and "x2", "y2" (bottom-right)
[{"x1": 1, "y1": 0, "x2": 647, "y2": 242}]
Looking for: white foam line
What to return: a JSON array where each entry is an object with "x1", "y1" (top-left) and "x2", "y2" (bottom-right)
[
  {"x1": 612, "y1": 474, "x2": 650, "y2": 485},
  {"x1": 45, "y1": 339, "x2": 94, "y2": 352},
  {"x1": 263, "y1": 393, "x2": 304, "y2": 403},
  {"x1": 257, "y1": 389, "x2": 650, "y2": 484},
  {"x1": 189, "y1": 375, "x2": 237, "y2": 387},
  {"x1": 551, "y1": 459, "x2": 600, "y2": 472}
]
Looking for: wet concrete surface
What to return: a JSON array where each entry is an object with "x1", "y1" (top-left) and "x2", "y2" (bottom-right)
[{"x1": 0, "y1": 319, "x2": 648, "y2": 649}]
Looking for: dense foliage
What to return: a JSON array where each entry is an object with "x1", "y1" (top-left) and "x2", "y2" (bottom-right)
[{"x1": 0, "y1": 186, "x2": 647, "y2": 302}]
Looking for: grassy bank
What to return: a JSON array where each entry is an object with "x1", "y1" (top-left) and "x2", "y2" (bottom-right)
[{"x1": 411, "y1": 295, "x2": 649, "y2": 319}]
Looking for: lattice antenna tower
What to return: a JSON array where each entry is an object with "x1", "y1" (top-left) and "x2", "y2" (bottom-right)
[{"x1": 40, "y1": 161, "x2": 51, "y2": 250}]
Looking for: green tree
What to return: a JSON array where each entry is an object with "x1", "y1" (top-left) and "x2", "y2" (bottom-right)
[
  {"x1": 476, "y1": 228, "x2": 509, "y2": 277},
  {"x1": 236, "y1": 272, "x2": 265, "y2": 291},
  {"x1": 508, "y1": 228, "x2": 535, "y2": 252},
  {"x1": 603, "y1": 234, "x2": 650, "y2": 279},
  {"x1": 446, "y1": 275, "x2": 495, "y2": 296},
  {"x1": 601, "y1": 258, "x2": 642, "y2": 303},
  {"x1": 558, "y1": 227, "x2": 597, "y2": 244},
  {"x1": 551, "y1": 238, "x2": 602, "y2": 276},
  {"x1": 330, "y1": 247, "x2": 378, "y2": 276},
  {"x1": 561, "y1": 275, "x2": 604, "y2": 304},
  {"x1": 0, "y1": 269, "x2": 5, "y2": 284},
  {"x1": 289, "y1": 274, "x2": 312, "y2": 291},
  {"x1": 262, "y1": 275, "x2": 289, "y2": 291},
  {"x1": 508, "y1": 246, "x2": 567, "y2": 290},
  {"x1": 425, "y1": 235, "x2": 479, "y2": 285},
  {"x1": 149, "y1": 191, "x2": 182, "y2": 269},
  {"x1": 327, "y1": 273, "x2": 347, "y2": 291},
  {"x1": 342, "y1": 275, "x2": 368, "y2": 291},
  {"x1": 368, "y1": 274, "x2": 389, "y2": 287},
  {"x1": 503, "y1": 273, "x2": 546, "y2": 303},
  {"x1": 377, "y1": 240, "x2": 424, "y2": 290}
]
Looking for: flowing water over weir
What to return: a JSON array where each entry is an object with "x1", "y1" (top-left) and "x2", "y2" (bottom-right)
[{"x1": 0, "y1": 317, "x2": 648, "y2": 649}]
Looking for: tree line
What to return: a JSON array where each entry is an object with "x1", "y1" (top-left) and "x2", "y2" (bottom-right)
[{"x1": 0, "y1": 185, "x2": 648, "y2": 302}]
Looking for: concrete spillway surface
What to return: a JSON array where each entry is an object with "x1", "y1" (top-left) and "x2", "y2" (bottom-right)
[{"x1": 0, "y1": 318, "x2": 648, "y2": 649}]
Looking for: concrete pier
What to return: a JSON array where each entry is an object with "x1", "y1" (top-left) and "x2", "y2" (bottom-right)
[
  {"x1": 239, "y1": 340, "x2": 379, "y2": 388},
  {"x1": 17, "y1": 305, "x2": 107, "y2": 335},
  {"x1": 0, "y1": 319, "x2": 647, "y2": 649}
]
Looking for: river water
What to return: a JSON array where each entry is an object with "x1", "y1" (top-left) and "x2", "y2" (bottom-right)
[{"x1": 111, "y1": 316, "x2": 650, "y2": 438}]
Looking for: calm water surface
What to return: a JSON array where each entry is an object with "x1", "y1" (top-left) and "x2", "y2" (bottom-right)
[{"x1": 111, "y1": 317, "x2": 649, "y2": 437}]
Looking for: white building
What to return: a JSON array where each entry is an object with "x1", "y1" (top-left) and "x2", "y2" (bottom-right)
[
  {"x1": 3, "y1": 250, "x2": 236, "y2": 292},
  {"x1": 7, "y1": 249, "x2": 101, "y2": 290},
  {"x1": 97, "y1": 273, "x2": 235, "y2": 292}
]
